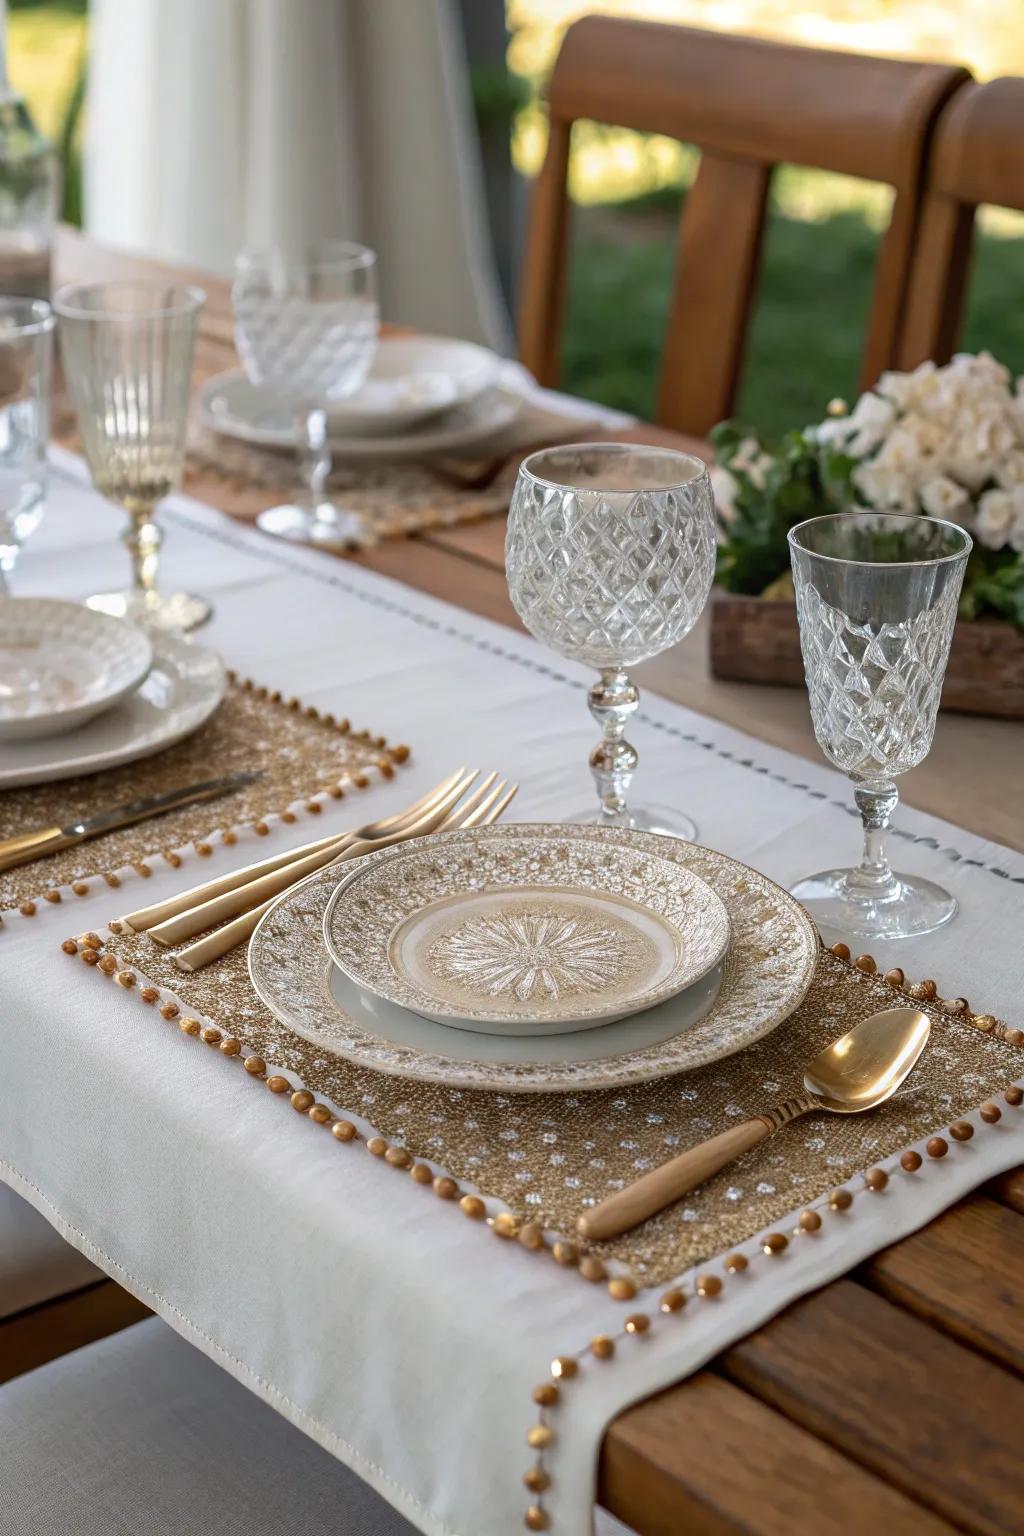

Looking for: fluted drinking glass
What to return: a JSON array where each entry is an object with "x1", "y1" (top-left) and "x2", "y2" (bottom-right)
[
  {"x1": 0, "y1": 297, "x2": 53, "y2": 590},
  {"x1": 232, "y1": 241, "x2": 378, "y2": 549},
  {"x1": 788, "y1": 512, "x2": 971, "y2": 938},
  {"x1": 506, "y1": 443, "x2": 717, "y2": 838},
  {"x1": 54, "y1": 281, "x2": 207, "y2": 631}
]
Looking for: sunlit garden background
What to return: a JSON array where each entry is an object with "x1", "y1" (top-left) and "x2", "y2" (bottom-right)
[{"x1": 11, "y1": 0, "x2": 1024, "y2": 435}]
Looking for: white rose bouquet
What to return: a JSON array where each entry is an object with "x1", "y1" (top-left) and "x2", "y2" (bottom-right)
[{"x1": 713, "y1": 353, "x2": 1024, "y2": 629}]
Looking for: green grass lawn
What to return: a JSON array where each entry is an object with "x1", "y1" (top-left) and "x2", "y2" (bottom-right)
[{"x1": 562, "y1": 193, "x2": 1024, "y2": 436}]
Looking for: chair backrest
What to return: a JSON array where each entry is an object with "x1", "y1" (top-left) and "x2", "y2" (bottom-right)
[
  {"x1": 898, "y1": 77, "x2": 1024, "y2": 368},
  {"x1": 518, "y1": 16, "x2": 969, "y2": 436}
]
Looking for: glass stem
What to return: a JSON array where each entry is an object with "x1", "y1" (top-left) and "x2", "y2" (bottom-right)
[
  {"x1": 302, "y1": 407, "x2": 333, "y2": 527},
  {"x1": 124, "y1": 501, "x2": 161, "y2": 596},
  {"x1": 587, "y1": 668, "x2": 639, "y2": 820},
  {"x1": 846, "y1": 780, "x2": 901, "y2": 903}
]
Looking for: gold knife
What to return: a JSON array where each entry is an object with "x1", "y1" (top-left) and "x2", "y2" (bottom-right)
[{"x1": 0, "y1": 772, "x2": 261, "y2": 875}]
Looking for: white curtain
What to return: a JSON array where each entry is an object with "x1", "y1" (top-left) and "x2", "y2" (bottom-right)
[{"x1": 84, "y1": 0, "x2": 511, "y2": 349}]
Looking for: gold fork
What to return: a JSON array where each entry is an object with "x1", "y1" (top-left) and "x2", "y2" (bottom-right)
[
  {"x1": 121, "y1": 768, "x2": 473, "y2": 935},
  {"x1": 173, "y1": 774, "x2": 518, "y2": 972}
]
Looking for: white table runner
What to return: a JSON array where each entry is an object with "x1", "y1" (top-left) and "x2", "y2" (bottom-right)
[{"x1": 3, "y1": 452, "x2": 1023, "y2": 1536}]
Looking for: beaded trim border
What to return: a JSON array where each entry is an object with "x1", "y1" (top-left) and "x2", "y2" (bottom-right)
[{"x1": 1, "y1": 668, "x2": 410, "y2": 927}]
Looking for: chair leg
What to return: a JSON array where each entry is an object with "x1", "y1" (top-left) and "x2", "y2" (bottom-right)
[{"x1": 0, "y1": 1278, "x2": 152, "y2": 1384}]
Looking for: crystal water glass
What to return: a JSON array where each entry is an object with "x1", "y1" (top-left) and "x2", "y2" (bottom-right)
[
  {"x1": 54, "y1": 281, "x2": 208, "y2": 631},
  {"x1": 232, "y1": 241, "x2": 378, "y2": 548},
  {"x1": 506, "y1": 443, "x2": 717, "y2": 838},
  {"x1": 0, "y1": 297, "x2": 53, "y2": 590},
  {"x1": 788, "y1": 511, "x2": 971, "y2": 938}
]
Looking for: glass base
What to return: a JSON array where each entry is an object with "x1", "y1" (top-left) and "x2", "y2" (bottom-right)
[
  {"x1": 256, "y1": 502, "x2": 362, "y2": 550},
  {"x1": 564, "y1": 802, "x2": 698, "y2": 842},
  {"x1": 87, "y1": 588, "x2": 212, "y2": 633},
  {"x1": 791, "y1": 867, "x2": 958, "y2": 940}
]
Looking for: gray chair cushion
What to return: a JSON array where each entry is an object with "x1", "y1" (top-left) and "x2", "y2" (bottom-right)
[
  {"x1": 0, "y1": 1315, "x2": 418, "y2": 1535},
  {"x1": 0, "y1": 1185, "x2": 102, "y2": 1319}
]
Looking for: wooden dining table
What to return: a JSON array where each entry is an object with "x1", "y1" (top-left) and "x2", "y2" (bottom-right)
[{"x1": 37, "y1": 228, "x2": 1024, "y2": 1536}]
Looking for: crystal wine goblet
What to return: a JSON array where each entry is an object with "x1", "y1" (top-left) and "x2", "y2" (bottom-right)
[
  {"x1": 788, "y1": 511, "x2": 971, "y2": 939},
  {"x1": 54, "y1": 280, "x2": 208, "y2": 631},
  {"x1": 506, "y1": 443, "x2": 717, "y2": 838},
  {"x1": 232, "y1": 241, "x2": 378, "y2": 548},
  {"x1": 0, "y1": 297, "x2": 53, "y2": 592}
]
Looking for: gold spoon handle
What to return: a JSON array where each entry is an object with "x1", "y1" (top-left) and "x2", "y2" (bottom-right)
[{"x1": 578, "y1": 1095, "x2": 817, "y2": 1242}]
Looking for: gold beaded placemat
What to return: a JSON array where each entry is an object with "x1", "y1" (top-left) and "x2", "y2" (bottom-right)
[
  {"x1": 69, "y1": 914, "x2": 1023, "y2": 1287},
  {"x1": 0, "y1": 671, "x2": 409, "y2": 913}
]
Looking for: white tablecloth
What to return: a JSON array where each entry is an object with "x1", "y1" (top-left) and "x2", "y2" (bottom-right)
[{"x1": 3, "y1": 455, "x2": 1023, "y2": 1536}]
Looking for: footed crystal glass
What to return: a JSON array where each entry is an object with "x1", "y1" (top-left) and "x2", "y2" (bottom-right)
[
  {"x1": 506, "y1": 443, "x2": 716, "y2": 838},
  {"x1": 788, "y1": 511, "x2": 971, "y2": 939}
]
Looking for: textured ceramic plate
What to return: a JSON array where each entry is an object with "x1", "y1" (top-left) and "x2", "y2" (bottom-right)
[
  {"x1": 0, "y1": 598, "x2": 153, "y2": 742},
  {"x1": 322, "y1": 827, "x2": 731, "y2": 1034},
  {"x1": 0, "y1": 635, "x2": 225, "y2": 787},
  {"x1": 323, "y1": 335, "x2": 499, "y2": 433},
  {"x1": 200, "y1": 372, "x2": 522, "y2": 458},
  {"x1": 249, "y1": 826, "x2": 819, "y2": 1093}
]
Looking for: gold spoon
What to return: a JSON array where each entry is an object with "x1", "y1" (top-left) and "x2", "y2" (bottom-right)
[{"x1": 578, "y1": 1006, "x2": 930, "y2": 1242}]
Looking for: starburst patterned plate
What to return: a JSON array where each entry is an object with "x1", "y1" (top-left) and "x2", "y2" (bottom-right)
[{"x1": 322, "y1": 824, "x2": 731, "y2": 1034}]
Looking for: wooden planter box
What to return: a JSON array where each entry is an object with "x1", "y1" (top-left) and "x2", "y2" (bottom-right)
[{"x1": 709, "y1": 590, "x2": 1024, "y2": 719}]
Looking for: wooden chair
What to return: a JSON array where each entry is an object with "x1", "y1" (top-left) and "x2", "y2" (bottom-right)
[
  {"x1": 898, "y1": 77, "x2": 1024, "y2": 367},
  {"x1": 518, "y1": 16, "x2": 969, "y2": 436}
]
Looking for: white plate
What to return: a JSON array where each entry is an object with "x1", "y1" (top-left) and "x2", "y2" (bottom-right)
[
  {"x1": 0, "y1": 598, "x2": 153, "y2": 743},
  {"x1": 0, "y1": 634, "x2": 225, "y2": 787},
  {"x1": 249, "y1": 828, "x2": 819, "y2": 1094},
  {"x1": 322, "y1": 827, "x2": 731, "y2": 1034},
  {"x1": 324, "y1": 335, "x2": 499, "y2": 433},
  {"x1": 200, "y1": 371, "x2": 523, "y2": 459}
]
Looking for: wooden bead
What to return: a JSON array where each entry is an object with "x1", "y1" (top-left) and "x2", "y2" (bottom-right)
[
  {"x1": 80, "y1": 948, "x2": 100, "y2": 965},
  {"x1": 980, "y1": 1103, "x2": 1002, "y2": 1124},
  {"x1": 115, "y1": 970, "x2": 136, "y2": 987},
  {"x1": 830, "y1": 942, "x2": 850, "y2": 961},
  {"x1": 883, "y1": 968, "x2": 905, "y2": 988},
  {"x1": 385, "y1": 1146, "x2": 412, "y2": 1169},
  {"x1": 527, "y1": 1424, "x2": 553, "y2": 1449},
  {"x1": 864, "y1": 1168, "x2": 889, "y2": 1192},
  {"x1": 493, "y1": 1212, "x2": 519, "y2": 1238},
  {"x1": 518, "y1": 1221, "x2": 544, "y2": 1249},
  {"x1": 1006, "y1": 1029, "x2": 1024, "y2": 1048},
  {"x1": 829, "y1": 1189, "x2": 853, "y2": 1210},
  {"x1": 61, "y1": 939, "x2": 78, "y2": 954},
  {"x1": 44, "y1": 890, "x2": 61, "y2": 903},
  {"x1": 524, "y1": 1506, "x2": 550, "y2": 1531},
  {"x1": 552, "y1": 1240, "x2": 579, "y2": 1267},
  {"x1": 949, "y1": 1120, "x2": 974, "y2": 1142},
  {"x1": 331, "y1": 1120, "x2": 357, "y2": 1142},
  {"x1": 82, "y1": 932, "x2": 102, "y2": 948},
  {"x1": 799, "y1": 1210, "x2": 822, "y2": 1233},
  {"x1": 179, "y1": 1017, "x2": 201, "y2": 1036},
  {"x1": 523, "y1": 1467, "x2": 550, "y2": 1494},
  {"x1": 659, "y1": 1289, "x2": 686, "y2": 1312},
  {"x1": 139, "y1": 986, "x2": 159, "y2": 1004},
  {"x1": 724, "y1": 1253, "x2": 749, "y2": 1273},
  {"x1": 243, "y1": 1056, "x2": 266, "y2": 1075},
  {"x1": 220, "y1": 1037, "x2": 242, "y2": 1056},
  {"x1": 290, "y1": 1090, "x2": 315, "y2": 1113},
  {"x1": 696, "y1": 1274, "x2": 722, "y2": 1298},
  {"x1": 366, "y1": 1136, "x2": 388, "y2": 1157},
  {"x1": 551, "y1": 1356, "x2": 577, "y2": 1380},
  {"x1": 624, "y1": 1313, "x2": 650, "y2": 1335},
  {"x1": 901, "y1": 1150, "x2": 923, "y2": 1172},
  {"x1": 533, "y1": 1383, "x2": 559, "y2": 1406},
  {"x1": 927, "y1": 1137, "x2": 949, "y2": 1159},
  {"x1": 762, "y1": 1232, "x2": 788, "y2": 1255},
  {"x1": 308, "y1": 1104, "x2": 333, "y2": 1124},
  {"x1": 578, "y1": 1254, "x2": 605, "y2": 1280},
  {"x1": 200, "y1": 1027, "x2": 223, "y2": 1046},
  {"x1": 195, "y1": 842, "x2": 213, "y2": 857},
  {"x1": 409, "y1": 1162, "x2": 433, "y2": 1184},
  {"x1": 72, "y1": 882, "x2": 89, "y2": 896},
  {"x1": 99, "y1": 954, "x2": 118, "y2": 975},
  {"x1": 266, "y1": 1076, "x2": 290, "y2": 1094},
  {"x1": 433, "y1": 1176, "x2": 459, "y2": 1200},
  {"x1": 973, "y1": 1014, "x2": 996, "y2": 1032},
  {"x1": 854, "y1": 954, "x2": 876, "y2": 974},
  {"x1": 608, "y1": 1276, "x2": 636, "y2": 1302},
  {"x1": 459, "y1": 1195, "x2": 486, "y2": 1219},
  {"x1": 161, "y1": 1003, "x2": 181, "y2": 1021},
  {"x1": 1005, "y1": 1086, "x2": 1023, "y2": 1107},
  {"x1": 591, "y1": 1334, "x2": 616, "y2": 1359}
]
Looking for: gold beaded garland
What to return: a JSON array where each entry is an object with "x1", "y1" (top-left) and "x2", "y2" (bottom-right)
[
  {"x1": 1005, "y1": 1085, "x2": 1023, "y2": 1107},
  {"x1": 80, "y1": 948, "x2": 100, "y2": 965},
  {"x1": 949, "y1": 1120, "x2": 974, "y2": 1142},
  {"x1": 829, "y1": 1188, "x2": 853, "y2": 1210},
  {"x1": 578, "y1": 1255, "x2": 605, "y2": 1281},
  {"x1": 385, "y1": 1146, "x2": 412, "y2": 1169},
  {"x1": 533, "y1": 1383, "x2": 559, "y2": 1406},
  {"x1": 527, "y1": 1424, "x2": 553, "y2": 1450},
  {"x1": 864, "y1": 1168, "x2": 888, "y2": 1191},
  {"x1": 243, "y1": 1056, "x2": 267, "y2": 1075},
  {"x1": 519, "y1": 1222, "x2": 545, "y2": 1250},
  {"x1": 551, "y1": 1356, "x2": 577, "y2": 1380},
  {"x1": 331, "y1": 1120, "x2": 357, "y2": 1143},
  {"x1": 608, "y1": 1276, "x2": 636, "y2": 1302},
  {"x1": 308, "y1": 1103, "x2": 333, "y2": 1124},
  {"x1": 696, "y1": 1274, "x2": 722, "y2": 1298},
  {"x1": 493, "y1": 1212, "x2": 519, "y2": 1238},
  {"x1": 61, "y1": 939, "x2": 78, "y2": 955},
  {"x1": 459, "y1": 1195, "x2": 486, "y2": 1219},
  {"x1": 980, "y1": 1103, "x2": 1002, "y2": 1124},
  {"x1": 901, "y1": 1150, "x2": 923, "y2": 1172},
  {"x1": 762, "y1": 1232, "x2": 788, "y2": 1255},
  {"x1": 552, "y1": 1240, "x2": 579, "y2": 1267},
  {"x1": 927, "y1": 1136, "x2": 949, "y2": 1159},
  {"x1": 624, "y1": 1313, "x2": 650, "y2": 1335},
  {"x1": 266, "y1": 1075, "x2": 290, "y2": 1094},
  {"x1": 409, "y1": 1162, "x2": 433, "y2": 1185},
  {"x1": 659, "y1": 1289, "x2": 686, "y2": 1311},
  {"x1": 523, "y1": 1468, "x2": 550, "y2": 1494},
  {"x1": 798, "y1": 1210, "x2": 822, "y2": 1232},
  {"x1": 1006, "y1": 1029, "x2": 1024, "y2": 1048},
  {"x1": 525, "y1": 1505, "x2": 550, "y2": 1531},
  {"x1": 974, "y1": 1013, "x2": 996, "y2": 1032},
  {"x1": 830, "y1": 942, "x2": 850, "y2": 961},
  {"x1": 724, "y1": 1253, "x2": 748, "y2": 1273},
  {"x1": 220, "y1": 1037, "x2": 241, "y2": 1056},
  {"x1": 290, "y1": 1090, "x2": 315, "y2": 1113},
  {"x1": 883, "y1": 968, "x2": 904, "y2": 987},
  {"x1": 854, "y1": 954, "x2": 876, "y2": 975},
  {"x1": 433, "y1": 1175, "x2": 459, "y2": 1201},
  {"x1": 591, "y1": 1335, "x2": 616, "y2": 1359},
  {"x1": 180, "y1": 1018, "x2": 201, "y2": 1036},
  {"x1": 366, "y1": 1136, "x2": 388, "y2": 1157}
]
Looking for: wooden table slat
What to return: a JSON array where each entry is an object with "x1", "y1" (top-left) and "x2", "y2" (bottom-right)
[
  {"x1": 601, "y1": 1370, "x2": 956, "y2": 1536},
  {"x1": 722, "y1": 1279, "x2": 1024, "y2": 1536}
]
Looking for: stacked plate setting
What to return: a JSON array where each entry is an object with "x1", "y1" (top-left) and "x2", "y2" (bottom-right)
[
  {"x1": 249, "y1": 822, "x2": 819, "y2": 1094},
  {"x1": 0, "y1": 597, "x2": 225, "y2": 787},
  {"x1": 201, "y1": 334, "x2": 522, "y2": 459}
]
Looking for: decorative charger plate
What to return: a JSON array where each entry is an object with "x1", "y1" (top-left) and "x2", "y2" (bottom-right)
[
  {"x1": 0, "y1": 598, "x2": 153, "y2": 742},
  {"x1": 322, "y1": 826, "x2": 731, "y2": 1034},
  {"x1": 249, "y1": 825, "x2": 819, "y2": 1092}
]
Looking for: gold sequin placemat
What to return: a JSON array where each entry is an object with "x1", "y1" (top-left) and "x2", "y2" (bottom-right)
[
  {"x1": 81, "y1": 916, "x2": 1022, "y2": 1286},
  {"x1": 0, "y1": 672, "x2": 409, "y2": 913}
]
